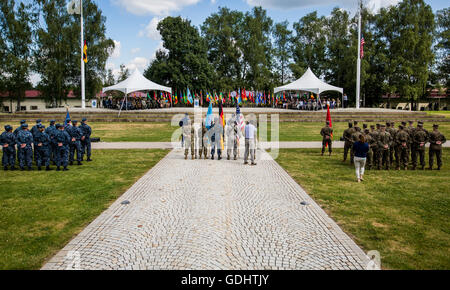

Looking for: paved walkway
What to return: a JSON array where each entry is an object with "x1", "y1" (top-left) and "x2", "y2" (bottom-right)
[
  {"x1": 91, "y1": 141, "x2": 450, "y2": 150},
  {"x1": 43, "y1": 149, "x2": 369, "y2": 270}
]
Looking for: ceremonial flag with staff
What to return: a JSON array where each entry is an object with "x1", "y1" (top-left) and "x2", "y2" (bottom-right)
[
  {"x1": 83, "y1": 40, "x2": 87, "y2": 63},
  {"x1": 325, "y1": 104, "x2": 333, "y2": 148}
]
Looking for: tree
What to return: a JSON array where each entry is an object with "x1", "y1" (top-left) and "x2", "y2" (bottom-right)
[
  {"x1": 0, "y1": 0, "x2": 35, "y2": 111},
  {"x1": 117, "y1": 64, "x2": 130, "y2": 82},
  {"x1": 273, "y1": 21, "x2": 292, "y2": 85},
  {"x1": 201, "y1": 7, "x2": 245, "y2": 91},
  {"x1": 390, "y1": 0, "x2": 435, "y2": 109},
  {"x1": 291, "y1": 12, "x2": 327, "y2": 79},
  {"x1": 34, "y1": 0, "x2": 114, "y2": 107},
  {"x1": 145, "y1": 16, "x2": 213, "y2": 91},
  {"x1": 241, "y1": 7, "x2": 274, "y2": 90},
  {"x1": 434, "y1": 8, "x2": 449, "y2": 87}
]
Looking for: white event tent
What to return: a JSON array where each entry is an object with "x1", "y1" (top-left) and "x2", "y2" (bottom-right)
[
  {"x1": 103, "y1": 69, "x2": 172, "y2": 95},
  {"x1": 274, "y1": 68, "x2": 343, "y2": 95}
]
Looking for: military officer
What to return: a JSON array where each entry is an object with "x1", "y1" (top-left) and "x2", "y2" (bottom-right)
[
  {"x1": 320, "y1": 121, "x2": 333, "y2": 156},
  {"x1": 395, "y1": 125, "x2": 410, "y2": 170},
  {"x1": 198, "y1": 121, "x2": 208, "y2": 160},
  {"x1": 407, "y1": 120, "x2": 415, "y2": 163},
  {"x1": 411, "y1": 121, "x2": 428, "y2": 170},
  {"x1": 54, "y1": 124, "x2": 70, "y2": 171},
  {"x1": 428, "y1": 124, "x2": 446, "y2": 170},
  {"x1": 342, "y1": 122, "x2": 355, "y2": 163},
  {"x1": 1, "y1": 125, "x2": 16, "y2": 171},
  {"x1": 377, "y1": 124, "x2": 391, "y2": 170},
  {"x1": 364, "y1": 128, "x2": 374, "y2": 170},
  {"x1": 31, "y1": 119, "x2": 42, "y2": 163},
  {"x1": 226, "y1": 116, "x2": 238, "y2": 160},
  {"x1": 14, "y1": 120, "x2": 26, "y2": 137},
  {"x1": 210, "y1": 117, "x2": 223, "y2": 160},
  {"x1": 45, "y1": 120, "x2": 57, "y2": 164},
  {"x1": 182, "y1": 119, "x2": 194, "y2": 159},
  {"x1": 34, "y1": 124, "x2": 51, "y2": 171},
  {"x1": 369, "y1": 125, "x2": 379, "y2": 167},
  {"x1": 386, "y1": 122, "x2": 398, "y2": 167},
  {"x1": 67, "y1": 120, "x2": 83, "y2": 165},
  {"x1": 16, "y1": 124, "x2": 34, "y2": 171},
  {"x1": 80, "y1": 118, "x2": 92, "y2": 162}
]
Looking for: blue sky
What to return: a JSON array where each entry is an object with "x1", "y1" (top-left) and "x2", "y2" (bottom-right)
[{"x1": 101, "y1": 0, "x2": 448, "y2": 79}]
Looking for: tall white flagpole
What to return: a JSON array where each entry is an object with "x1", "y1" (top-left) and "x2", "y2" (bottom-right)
[
  {"x1": 356, "y1": 0, "x2": 361, "y2": 109},
  {"x1": 81, "y1": 0, "x2": 86, "y2": 109}
]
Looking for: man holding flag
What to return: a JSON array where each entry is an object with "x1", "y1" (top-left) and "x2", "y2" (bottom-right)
[{"x1": 320, "y1": 105, "x2": 334, "y2": 156}]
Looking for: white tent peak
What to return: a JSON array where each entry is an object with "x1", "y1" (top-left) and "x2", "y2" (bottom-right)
[
  {"x1": 103, "y1": 69, "x2": 172, "y2": 95},
  {"x1": 274, "y1": 68, "x2": 343, "y2": 95}
]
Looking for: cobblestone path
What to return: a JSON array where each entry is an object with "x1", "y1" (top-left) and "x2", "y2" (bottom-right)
[{"x1": 42, "y1": 149, "x2": 368, "y2": 270}]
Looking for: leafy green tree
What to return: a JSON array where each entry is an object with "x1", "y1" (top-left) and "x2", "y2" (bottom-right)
[
  {"x1": 273, "y1": 21, "x2": 292, "y2": 85},
  {"x1": 291, "y1": 12, "x2": 327, "y2": 79},
  {"x1": 241, "y1": 7, "x2": 273, "y2": 90},
  {"x1": 145, "y1": 16, "x2": 212, "y2": 91},
  {"x1": 34, "y1": 0, "x2": 114, "y2": 107},
  {"x1": 0, "y1": 0, "x2": 35, "y2": 111},
  {"x1": 201, "y1": 7, "x2": 244, "y2": 91},
  {"x1": 390, "y1": 0, "x2": 435, "y2": 109},
  {"x1": 434, "y1": 8, "x2": 449, "y2": 87},
  {"x1": 117, "y1": 64, "x2": 130, "y2": 82}
]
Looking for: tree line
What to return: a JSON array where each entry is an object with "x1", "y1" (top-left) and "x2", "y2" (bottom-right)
[
  {"x1": 0, "y1": 0, "x2": 114, "y2": 110},
  {"x1": 145, "y1": 0, "x2": 448, "y2": 107},
  {"x1": 0, "y1": 0, "x2": 448, "y2": 110}
]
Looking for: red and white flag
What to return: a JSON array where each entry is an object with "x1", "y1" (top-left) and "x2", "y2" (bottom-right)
[{"x1": 360, "y1": 35, "x2": 365, "y2": 59}]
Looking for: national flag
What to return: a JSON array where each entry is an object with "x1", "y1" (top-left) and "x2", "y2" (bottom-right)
[
  {"x1": 64, "y1": 110, "x2": 71, "y2": 126},
  {"x1": 360, "y1": 35, "x2": 365, "y2": 59},
  {"x1": 326, "y1": 104, "x2": 333, "y2": 147},
  {"x1": 187, "y1": 88, "x2": 193, "y2": 105},
  {"x1": 147, "y1": 92, "x2": 151, "y2": 100},
  {"x1": 83, "y1": 40, "x2": 87, "y2": 63},
  {"x1": 219, "y1": 100, "x2": 224, "y2": 150},
  {"x1": 205, "y1": 102, "x2": 213, "y2": 129}
]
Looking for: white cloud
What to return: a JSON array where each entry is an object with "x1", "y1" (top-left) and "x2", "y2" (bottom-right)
[
  {"x1": 127, "y1": 57, "x2": 149, "y2": 72},
  {"x1": 245, "y1": 0, "x2": 399, "y2": 10},
  {"x1": 150, "y1": 41, "x2": 168, "y2": 61},
  {"x1": 139, "y1": 17, "x2": 161, "y2": 40},
  {"x1": 29, "y1": 73, "x2": 41, "y2": 87},
  {"x1": 113, "y1": 0, "x2": 201, "y2": 16},
  {"x1": 131, "y1": 48, "x2": 141, "y2": 54},
  {"x1": 110, "y1": 40, "x2": 121, "y2": 58}
]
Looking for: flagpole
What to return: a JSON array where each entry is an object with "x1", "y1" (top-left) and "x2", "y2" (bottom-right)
[
  {"x1": 81, "y1": 0, "x2": 86, "y2": 109},
  {"x1": 356, "y1": 0, "x2": 361, "y2": 109}
]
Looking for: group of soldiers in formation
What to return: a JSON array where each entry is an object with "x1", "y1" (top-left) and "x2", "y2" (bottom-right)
[
  {"x1": 1, "y1": 118, "x2": 92, "y2": 171},
  {"x1": 181, "y1": 114, "x2": 257, "y2": 165},
  {"x1": 321, "y1": 120, "x2": 446, "y2": 170}
]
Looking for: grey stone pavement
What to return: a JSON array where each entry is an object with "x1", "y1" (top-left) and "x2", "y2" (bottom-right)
[{"x1": 42, "y1": 148, "x2": 369, "y2": 270}]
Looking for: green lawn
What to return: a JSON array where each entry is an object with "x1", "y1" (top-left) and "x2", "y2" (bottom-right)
[
  {"x1": 276, "y1": 149, "x2": 450, "y2": 270},
  {"x1": 427, "y1": 111, "x2": 450, "y2": 118},
  {"x1": 0, "y1": 149, "x2": 168, "y2": 270}
]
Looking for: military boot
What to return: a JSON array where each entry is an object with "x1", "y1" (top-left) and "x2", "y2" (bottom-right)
[
  {"x1": 69, "y1": 161, "x2": 74, "y2": 166},
  {"x1": 3, "y1": 166, "x2": 7, "y2": 171},
  {"x1": 77, "y1": 161, "x2": 83, "y2": 165},
  {"x1": 56, "y1": 167, "x2": 61, "y2": 171},
  {"x1": 437, "y1": 166, "x2": 441, "y2": 171},
  {"x1": 87, "y1": 158, "x2": 92, "y2": 162},
  {"x1": 63, "y1": 167, "x2": 69, "y2": 171},
  {"x1": 38, "y1": 167, "x2": 42, "y2": 171},
  {"x1": 11, "y1": 167, "x2": 16, "y2": 171},
  {"x1": 46, "y1": 166, "x2": 52, "y2": 171}
]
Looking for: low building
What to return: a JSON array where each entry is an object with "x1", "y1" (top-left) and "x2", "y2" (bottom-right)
[{"x1": 0, "y1": 90, "x2": 95, "y2": 112}]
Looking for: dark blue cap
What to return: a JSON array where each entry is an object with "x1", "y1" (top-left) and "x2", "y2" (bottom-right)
[
  {"x1": 36, "y1": 119, "x2": 41, "y2": 123},
  {"x1": 82, "y1": 118, "x2": 87, "y2": 122},
  {"x1": 22, "y1": 123, "x2": 29, "y2": 129},
  {"x1": 20, "y1": 120, "x2": 26, "y2": 124},
  {"x1": 56, "y1": 124, "x2": 61, "y2": 129},
  {"x1": 72, "y1": 120, "x2": 78, "y2": 124},
  {"x1": 5, "y1": 125, "x2": 12, "y2": 131},
  {"x1": 50, "y1": 120, "x2": 56, "y2": 124}
]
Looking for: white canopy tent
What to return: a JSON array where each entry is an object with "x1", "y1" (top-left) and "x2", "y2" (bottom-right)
[
  {"x1": 274, "y1": 68, "x2": 343, "y2": 95},
  {"x1": 103, "y1": 69, "x2": 172, "y2": 95},
  {"x1": 102, "y1": 69, "x2": 172, "y2": 115}
]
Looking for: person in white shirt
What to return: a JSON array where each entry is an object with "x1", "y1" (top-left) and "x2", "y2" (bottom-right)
[{"x1": 244, "y1": 121, "x2": 257, "y2": 165}]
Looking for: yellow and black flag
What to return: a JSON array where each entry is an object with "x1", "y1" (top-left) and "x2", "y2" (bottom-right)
[{"x1": 83, "y1": 40, "x2": 87, "y2": 63}]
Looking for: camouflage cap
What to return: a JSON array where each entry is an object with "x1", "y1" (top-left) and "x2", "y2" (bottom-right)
[
  {"x1": 354, "y1": 121, "x2": 358, "y2": 125},
  {"x1": 433, "y1": 124, "x2": 439, "y2": 128},
  {"x1": 399, "y1": 125, "x2": 404, "y2": 130},
  {"x1": 408, "y1": 120, "x2": 414, "y2": 124},
  {"x1": 364, "y1": 129, "x2": 370, "y2": 134},
  {"x1": 363, "y1": 124, "x2": 368, "y2": 129},
  {"x1": 380, "y1": 124, "x2": 386, "y2": 128},
  {"x1": 401, "y1": 121, "x2": 407, "y2": 126},
  {"x1": 370, "y1": 125, "x2": 375, "y2": 129}
]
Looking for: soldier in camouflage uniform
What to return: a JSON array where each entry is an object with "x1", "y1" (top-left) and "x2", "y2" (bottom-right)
[
  {"x1": 1, "y1": 125, "x2": 16, "y2": 171},
  {"x1": 364, "y1": 128, "x2": 374, "y2": 170},
  {"x1": 395, "y1": 125, "x2": 410, "y2": 170},
  {"x1": 407, "y1": 120, "x2": 415, "y2": 164},
  {"x1": 342, "y1": 122, "x2": 355, "y2": 163},
  {"x1": 386, "y1": 122, "x2": 398, "y2": 167},
  {"x1": 198, "y1": 121, "x2": 208, "y2": 160},
  {"x1": 377, "y1": 125, "x2": 391, "y2": 170},
  {"x1": 369, "y1": 125, "x2": 379, "y2": 168},
  {"x1": 351, "y1": 127, "x2": 363, "y2": 151},
  {"x1": 183, "y1": 119, "x2": 195, "y2": 159},
  {"x1": 411, "y1": 121, "x2": 428, "y2": 170},
  {"x1": 320, "y1": 121, "x2": 333, "y2": 156},
  {"x1": 427, "y1": 124, "x2": 446, "y2": 170}
]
